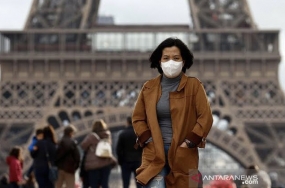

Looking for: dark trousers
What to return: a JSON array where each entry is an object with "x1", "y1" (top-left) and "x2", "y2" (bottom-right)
[
  {"x1": 26, "y1": 164, "x2": 34, "y2": 177},
  {"x1": 34, "y1": 167, "x2": 54, "y2": 188},
  {"x1": 10, "y1": 182, "x2": 21, "y2": 188},
  {"x1": 81, "y1": 177, "x2": 90, "y2": 188},
  {"x1": 88, "y1": 165, "x2": 112, "y2": 188},
  {"x1": 120, "y1": 161, "x2": 142, "y2": 188}
]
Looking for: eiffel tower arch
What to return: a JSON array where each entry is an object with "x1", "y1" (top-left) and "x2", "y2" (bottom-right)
[{"x1": 0, "y1": 0, "x2": 284, "y2": 181}]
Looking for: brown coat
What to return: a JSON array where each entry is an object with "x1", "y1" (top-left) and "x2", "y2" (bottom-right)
[
  {"x1": 132, "y1": 74, "x2": 213, "y2": 188},
  {"x1": 55, "y1": 136, "x2": 80, "y2": 174},
  {"x1": 80, "y1": 130, "x2": 116, "y2": 171}
]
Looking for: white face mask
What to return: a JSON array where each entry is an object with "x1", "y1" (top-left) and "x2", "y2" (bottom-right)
[{"x1": 161, "y1": 60, "x2": 183, "y2": 78}]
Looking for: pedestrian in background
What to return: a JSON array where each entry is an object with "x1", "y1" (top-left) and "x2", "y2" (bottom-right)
[
  {"x1": 55, "y1": 125, "x2": 80, "y2": 188},
  {"x1": 31, "y1": 125, "x2": 57, "y2": 188},
  {"x1": 6, "y1": 146, "x2": 24, "y2": 188},
  {"x1": 26, "y1": 128, "x2": 43, "y2": 178},
  {"x1": 269, "y1": 172, "x2": 285, "y2": 188},
  {"x1": 132, "y1": 37, "x2": 213, "y2": 188},
  {"x1": 80, "y1": 119, "x2": 117, "y2": 188},
  {"x1": 246, "y1": 164, "x2": 271, "y2": 188},
  {"x1": 116, "y1": 116, "x2": 142, "y2": 188}
]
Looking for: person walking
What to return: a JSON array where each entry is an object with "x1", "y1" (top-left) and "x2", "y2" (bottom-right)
[
  {"x1": 6, "y1": 146, "x2": 24, "y2": 188},
  {"x1": 116, "y1": 116, "x2": 142, "y2": 188},
  {"x1": 26, "y1": 128, "x2": 43, "y2": 179},
  {"x1": 55, "y1": 125, "x2": 80, "y2": 188},
  {"x1": 132, "y1": 37, "x2": 213, "y2": 188},
  {"x1": 31, "y1": 125, "x2": 57, "y2": 188},
  {"x1": 246, "y1": 164, "x2": 271, "y2": 188},
  {"x1": 80, "y1": 119, "x2": 117, "y2": 188}
]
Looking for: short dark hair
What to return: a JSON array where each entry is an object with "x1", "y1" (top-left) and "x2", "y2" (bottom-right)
[
  {"x1": 149, "y1": 37, "x2": 194, "y2": 74},
  {"x1": 35, "y1": 128, "x2": 43, "y2": 136},
  {"x1": 247, "y1": 164, "x2": 259, "y2": 175},
  {"x1": 64, "y1": 124, "x2": 77, "y2": 136},
  {"x1": 127, "y1": 116, "x2": 132, "y2": 125}
]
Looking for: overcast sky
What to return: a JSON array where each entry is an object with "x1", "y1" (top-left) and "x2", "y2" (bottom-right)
[{"x1": 0, "y1": 0, "x2": 284, "y2": 92}]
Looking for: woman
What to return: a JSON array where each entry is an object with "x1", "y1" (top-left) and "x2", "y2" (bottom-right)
[
  {"x1": 80, "y1": 119, "x2": 117, "y2": 188},
  {"x1": 132, "y1": 37, "x2": 213, "y2": 188},
  {"x1": 6, "y1": 146, "x2": 24, "y2": 188},
  {"x1": 31, "y1": 125, "x2": 57, "y2": 188}
]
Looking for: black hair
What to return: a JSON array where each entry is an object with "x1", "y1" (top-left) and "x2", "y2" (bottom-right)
[
  {"x1": 247, "y1": 164, "x2": 259, "y2": 175},
  {"x1": 149, "y1": 37, "x2": 194, "y2": 74},
  {"x1": 35, "y1": 128, "x2": 43, "y2": 135},
  {"x1": 127, "y1": 116, "x2": 132, "y2": 125},
  {"x1": 43, "y1": 125, "x2": 57, "y2": 144}
]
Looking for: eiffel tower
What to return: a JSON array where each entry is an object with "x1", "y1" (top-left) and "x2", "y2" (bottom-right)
[{"x1": 0, "y1": 0, "x2": 284, "y2": 182}]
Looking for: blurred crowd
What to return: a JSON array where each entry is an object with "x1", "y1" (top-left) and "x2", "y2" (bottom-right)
[
  {"x1": 0, "y1": 118, "x2": 284, "y2": 188},
  {"x1": 1, "y1": 117, "x2": 142, "y2": 188}
]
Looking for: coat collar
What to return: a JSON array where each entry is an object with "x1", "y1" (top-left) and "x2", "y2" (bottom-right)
[{"x1": 144, "y1": 73, "x2": 188, "y2": 92}]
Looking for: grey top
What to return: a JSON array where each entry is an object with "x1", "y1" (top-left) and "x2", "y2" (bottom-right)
[{"x1": 156, "y1": 73, "x2": 182, "y2": 144}]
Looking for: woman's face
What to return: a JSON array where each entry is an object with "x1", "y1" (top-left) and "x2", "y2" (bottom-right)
[{"x1": 160, "y1": 46, "x2": 183, "y2": 63}]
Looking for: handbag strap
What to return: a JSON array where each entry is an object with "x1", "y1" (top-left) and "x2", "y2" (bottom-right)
[
  {"x1": 44, "y1": 141, "x2": 52, "y2": 168},
  {"x1": 92, "y1": 132, "x2": 101, "y2": 140},
  {"x1": 93, "y1": 132, "x2": 109, "y2": 143}
]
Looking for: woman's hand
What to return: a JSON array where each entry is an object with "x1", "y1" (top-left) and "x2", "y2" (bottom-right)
[{"x1": 179, "y1": 141, "x2": 188, "y2": 148}]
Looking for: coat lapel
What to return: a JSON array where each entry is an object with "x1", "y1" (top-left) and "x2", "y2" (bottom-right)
[
  {"x1": 143, "y1": 75, "x2": 165, "y2": 162},
  {"x1": 143, "y1": 75, "x2": 161, "y2": 129}
]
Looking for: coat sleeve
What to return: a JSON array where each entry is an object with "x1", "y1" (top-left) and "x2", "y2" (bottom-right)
[
  {"x1": 28, "y1": 137, "x2": 37, "y2": 152},
  {"x1": 30, "y1": 142, "x2": 39, "y2": 158},
  {"x1": 72, "y1": 142, "x2": 81, "y2": 169},
  {"x1": 187, "y1": 81, "x2": 213, "y2": 145},
  {"x1": 132, "y1": 83, "x2": 152, "y2": 148},
  {"x1": 116, "y1": 131, "x2": 124, "y2": 165},
  {"x1": 55, "y1": 140, "x2": 66, "y2": 165}
]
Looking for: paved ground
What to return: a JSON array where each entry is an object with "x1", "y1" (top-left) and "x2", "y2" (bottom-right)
[
  {"x1": 75, "y1": 166, "x2": 137, "y2": 188},
  {"x1": 109, "y1": 167, "x2": 137, "y2": 188}
]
